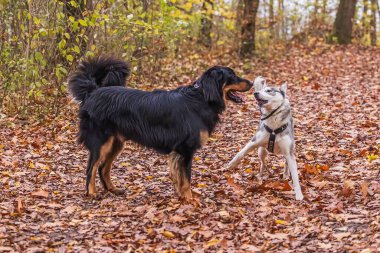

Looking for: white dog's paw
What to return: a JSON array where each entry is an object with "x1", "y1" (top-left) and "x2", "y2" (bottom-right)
[
  {"x1": 295, "y1": 193, "x2": 304, "y2": 201},
  {"x1": 282, "y1": 173, "x2": 290, "y2": 180},
  {"x1": 227, "y1": 161, "x2": 236, "y2": 169}
]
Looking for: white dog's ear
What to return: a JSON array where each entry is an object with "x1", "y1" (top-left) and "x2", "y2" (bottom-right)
[
  {"x1": 280, "y1": 82, "x2": 287, "y2": 95},
  {"x1": 254, "y1": 76, "x2": 266, "y2": 91}
]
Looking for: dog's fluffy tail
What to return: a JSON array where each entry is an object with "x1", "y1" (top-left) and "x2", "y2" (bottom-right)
[{"x1": 68, "y1": 56, "x2": 130, "y2": 103}]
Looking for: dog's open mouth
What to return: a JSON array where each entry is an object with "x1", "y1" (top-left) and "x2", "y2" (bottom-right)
[
  {"x1": 227, "y1": 90, "x2": 244, "y2": 103},
  {"x1": 255, "y1": 98, "x2": 268, "y2": 106}
]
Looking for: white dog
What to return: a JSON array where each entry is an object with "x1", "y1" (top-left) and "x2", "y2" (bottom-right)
[{"x1": 227, "y1": 77, "x2": 304, "y2": 200}]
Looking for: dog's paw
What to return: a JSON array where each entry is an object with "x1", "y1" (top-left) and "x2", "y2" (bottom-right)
[
  {"x1": 295, "y1": 193, "x2": 304, "y2": 201},
  {"x1": 86, "y1": 192, "x2": 102, "y2": 200},
  {"x1": 227, "y1": 161, "x2": 238, "y2": 169},
  {"x1": 110, "y1": 188, "x2": 125, "y2": 196}
]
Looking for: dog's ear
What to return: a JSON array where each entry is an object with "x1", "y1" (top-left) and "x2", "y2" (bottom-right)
[
  {"x1": 254, "y1": 76, "x2": 266, "y2": 91},
  {"x1": 280, "y1": 82, "x2": 287, "y2": 95},
  {"x1": 200, "y1": 69, "x2": 223, "y2": 104}
]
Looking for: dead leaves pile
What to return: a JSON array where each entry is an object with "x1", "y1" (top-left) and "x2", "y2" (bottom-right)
[{"x1": 0, "y1": 44, "x2": 379, "y2": 252}]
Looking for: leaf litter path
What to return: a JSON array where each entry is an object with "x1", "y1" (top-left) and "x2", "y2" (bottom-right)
[{"x1": 1, "y1": 45, "x2": 379, "y2": 252}]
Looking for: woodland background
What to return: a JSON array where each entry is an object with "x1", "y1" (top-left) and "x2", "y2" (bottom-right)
[
  {"x1": 0, "y1": 0, "x2": 380, "y2": 252},
  {"x1": 0, "y1": 0, "x2": 379, "y2": 118}
]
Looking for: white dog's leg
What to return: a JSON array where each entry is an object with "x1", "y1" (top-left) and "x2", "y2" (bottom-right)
[
  {"x1": 285, "y1": 153, "x2": 303, "y2": 200},
  {"x1": 227, "y1": 140, "x2": 259, "y2": 169},
  {"x1": 257, "y1": 147, "x2": 268, "y2": 183},
  {"x1": 283, "y1": 160, "x2": 290, "y2": 180}
]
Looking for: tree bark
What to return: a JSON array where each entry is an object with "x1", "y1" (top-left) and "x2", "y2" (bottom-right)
[
  {"x1": 333, "y1": 0, "x2": 358, "y2": 44},
  {"x1": 314, "y1": 0, "x2": 320, "y2": 17},
  {"x1": 322, "y1": 0, "x2": 328, "y2": 18},
  {"x1": 240, "y1": 0, "x2": 260, "y2": 58},
  {"x1": 198, "y1": 0, "x2": 214, "y2": 48},
  {"x1": 363, "y1": 0, "x2": 369, "y2": 36},
  {"x1": 370, "y1": 0, "x2": 377, "y2": 45},
  {"x1": 269, "y1": 0, "x2": 274, "y2": 37}
]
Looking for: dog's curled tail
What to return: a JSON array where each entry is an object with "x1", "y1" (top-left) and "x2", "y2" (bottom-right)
[{"x1": 68, "y1": 56, "x2": 130, "y2": 103}]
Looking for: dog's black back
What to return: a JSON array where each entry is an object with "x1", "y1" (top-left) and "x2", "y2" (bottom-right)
[{"x1": 79, "y1": 85, "x2": 218, "y2": 154}]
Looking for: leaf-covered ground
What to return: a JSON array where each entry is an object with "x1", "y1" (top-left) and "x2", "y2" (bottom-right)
[{"x1": 1, "y1": 45, "x2": 379, "y2": 252}]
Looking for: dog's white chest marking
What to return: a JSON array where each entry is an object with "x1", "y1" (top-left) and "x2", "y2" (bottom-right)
[{"x1": 227, "y1": 76, "x2": 303, "y2": 201}]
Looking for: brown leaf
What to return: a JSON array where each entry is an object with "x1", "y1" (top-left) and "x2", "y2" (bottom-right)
[
  {"x1": 31, "y1": 189, "x2": 49, "y2": 198},
  {"x1": 162, "y1": 230, "x2": 175, "y2": 238},
  {"x1": 339, "y1": 180, "x2": 355, "y2": 197},
  {"x1": 263, "y1": 181, "x2": 292, "y2": 191},
  {"x1": 360, "y1": 181, "x2": 368, "y2": 199},
  {"x1": 16, "y1": 199, "x2": 23, "y2": 213},
  {"x1": 169, "y1": 215, "x2": 187, "y2": 223}
]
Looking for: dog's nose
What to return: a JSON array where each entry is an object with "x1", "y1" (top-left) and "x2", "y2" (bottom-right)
[{"x1": 254, "y1": 92, "x2": 260, "y2": 99}]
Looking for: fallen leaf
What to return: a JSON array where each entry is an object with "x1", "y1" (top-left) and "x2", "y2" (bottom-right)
[
  {"x1": 31, "y1": 189, "x2": 49, "y2": 198},
  {"x1": 162, "y1": 230, "x2": 175, "y2": 238},
  {"x1": 333, "y1": 232, "x2": 351, "y2": 240},
  {"x1": 367, "y1": 154, "x2": 378, "y2": 163},
  {"x1": 360, "y1": 181, "x2": 368, "y2": 199},
  {"x1": 275, "y1": 219, "x2": 288, "y2": 225},
  {"x1": 339, "y1": 180, "x2": 355, "y2": 197},
  {"x1": 204, "y1": 238, "x2": 220, "y2": 248},
  {"x1": 169, "y1": 215, "x2": 187, "y2": 223}
]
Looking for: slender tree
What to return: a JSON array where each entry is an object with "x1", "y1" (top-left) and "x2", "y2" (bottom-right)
[
  {"x1": 240, "y1": 0, "x2": 260, "y2": 57},
  {"x1": 269, "y1": 0, "x2": 274, "y2": 37},
  {"x1": 370, "y1": 0, "x2": 377, "y2": 45},
  {"x1": 198, "y1": 0, "x2": 214, "y2": 48},
  {"x1": 333, "y1": 0, "x2": 358, "y2": 44},
  {"x1": 322, "y1": 0, "x2": 328, "y2": 18},
  {"x1": 362, "y1": 0, "x2": 369, "y2": 37}
]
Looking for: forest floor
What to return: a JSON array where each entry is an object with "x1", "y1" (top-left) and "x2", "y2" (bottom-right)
[{"x1": 0, "y1": 44, "x2": 379, "y2": 252}]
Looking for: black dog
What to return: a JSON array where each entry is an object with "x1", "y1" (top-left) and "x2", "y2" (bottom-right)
[{"x1": 69, "y1": 56, "x2": 252, "y2": 201}]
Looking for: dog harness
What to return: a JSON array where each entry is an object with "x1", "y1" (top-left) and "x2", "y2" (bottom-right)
[
  {"x1": 260, "y1": 101, "x2": 288, "y2": 153},
  {"x1": 263, "y1": 123, "x2": 288, "y2": 153}
]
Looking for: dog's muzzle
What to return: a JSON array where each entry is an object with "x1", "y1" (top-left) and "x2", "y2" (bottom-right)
[{"x1": 254, "y1": 92, "x2": 268, "y2": 106}]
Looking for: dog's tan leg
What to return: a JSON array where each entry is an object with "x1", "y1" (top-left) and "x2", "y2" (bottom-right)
[
  {"x1": 87, "y1": 137, "x2": 114, "y2": 199},
  {"x1": 285, "y1": 153, "x2": 303, "y2": 200},
  {"x1": 168, "y1": 152, "x2": 193, "y2": 201},
  {"x1": 228, "y1": 139, "x2": 259, "y2": 169},
  {"x1": 99, "y1": 138, "x2": 125, "y2": 195}
]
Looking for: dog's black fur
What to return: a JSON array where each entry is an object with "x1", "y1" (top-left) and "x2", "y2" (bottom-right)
[{"x1": 69, "y1": 56, "x2": 252, "y2": 200}]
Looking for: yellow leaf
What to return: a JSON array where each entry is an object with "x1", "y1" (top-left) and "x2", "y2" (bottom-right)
[
  {"x1": 197, "y1": 183, "x2": 206, "y2": 188},
  {"x1": 275, "y1": 219, "x2": 288, "y2": 225},
  {"x1": 29, "y1": 162, "x2": 36, "y2": 169},
  {"x1": 303, "y1": 76, "x2": 309, "y2": 81},
  {"x1": 204, "y1": 238, "x2": 220, "y2": 248},
  {"x1": 245, "y1": 168, "x2": 252, "y2": 173},
  {"x1": 367, "y1": 154, "x2": 378, "y2": 163},
  {"x1": 162, "y1": 230, "x2": 175, "y2": 238},
  {"x1": 194, "y1": 156, "x2": 201, "y2": 161},
  {"x1": 146, "y1": 175, "x2": 153, "y2": 180},
  {"x1": 209, "y1": 137, "x2": 217, "y2": 142}
]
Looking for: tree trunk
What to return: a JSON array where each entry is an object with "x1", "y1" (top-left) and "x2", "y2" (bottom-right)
[
  {"x1": 322, "y1": 0, "x2": 328, "y2": 18},
  {"x1": 269, "y1": 0, "x2": 274, "y2": 37},
  {"x1": 314, "y1": 0, "x2": 320, "y2": 17},
  {"x1": 370, "y1": 0, "x2": 377, "y2": 45},
  {"x1": 277, "y1": 0, "x2": 284, "y2": 38},
  {"x1": 363, "y1": 0, "x2": 369, "y2": 37},
  {"x1": 333, "y1": 0, "x2": 358, "y2": 44},
  {"x1": 240, "y1": 0, "x2": 260, "y2": 58},
  {"x1": 198, "y1": 0, "x2": 214, "y2": 48}
]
